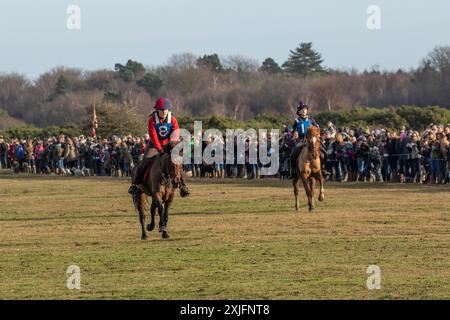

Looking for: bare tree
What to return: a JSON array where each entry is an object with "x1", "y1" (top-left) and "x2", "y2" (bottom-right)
[
  {"x1": 429, "y1": 46, "x2": 450, "y2": 73},
  {"x1": 223, "y1": 55, "x2": 259, "y2": 73},
  {"x1": 166, "y1": 53, "x2": 198, "y2": 72},
  {"x1": 0, "y1": 73, "x2": 31, "y2": 117}
]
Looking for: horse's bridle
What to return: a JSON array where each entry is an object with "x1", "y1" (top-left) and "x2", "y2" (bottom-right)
[
  {"x1": 160, "y1": 151, "x2": 182, "y2": 188},
  {"x1": 307, "y1": 132, "x2": 320, "y2": 160}
]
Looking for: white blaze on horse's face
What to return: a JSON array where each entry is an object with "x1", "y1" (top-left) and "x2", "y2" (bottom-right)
[{"x1": 312, "y1": 136, "x2": 317, "y2": 145}]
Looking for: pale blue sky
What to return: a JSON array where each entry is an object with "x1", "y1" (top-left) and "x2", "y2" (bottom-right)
[{"x1": 0, "y1": 0, "x2": 449, "y2": 79}]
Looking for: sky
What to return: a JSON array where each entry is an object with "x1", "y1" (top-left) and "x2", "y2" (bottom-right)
[{"x1": 0, "y1": 0, "x2": 449, "y2": 79}]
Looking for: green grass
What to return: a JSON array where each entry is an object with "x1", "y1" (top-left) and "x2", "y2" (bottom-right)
[{"x1": 0, "y1": 173, "x2": 449, "y2": 299}]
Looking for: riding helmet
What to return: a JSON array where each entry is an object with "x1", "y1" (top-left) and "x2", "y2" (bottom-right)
[
  {"x1": 297, "y1": 100, "x2": 309, "y2": 112},
  {"x1": 154, "y1": 98, "x2": 172, "y2": 110}
]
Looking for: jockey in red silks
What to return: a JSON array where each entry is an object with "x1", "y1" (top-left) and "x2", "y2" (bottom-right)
[
  {"x1": 146, "y1": 97, "x2": 179, "y2": 158},
  {"x1": 128, "y1": 97, "x2": 189, "y2": 196}
]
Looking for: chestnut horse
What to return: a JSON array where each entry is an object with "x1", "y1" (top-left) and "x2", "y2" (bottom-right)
[
  {"x1": 292, "y1": 126, "x2": 325, "y2": 212},
  {"x1": 131, "y1": 142, "x2": 183, "y2": 239}
]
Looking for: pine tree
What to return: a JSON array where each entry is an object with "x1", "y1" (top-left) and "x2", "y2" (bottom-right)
[
  {"x1": 54, "y1": 75, "x2": 71, "y2": 95},
  {"x1": 260, "y1": 58, "x2": 282, "y2": 74},
  {"x1": 114, "y1": 59, "x2": 145, "y2": 82},
  {"x1": 197, "y1": 54, "x2": 223, "y2": 72},
  {"x1": 282, "y1": 42, "x2": 325, "y2": 77},
  {"x1": 137, "y1": 72, "x2": 163, "y2": 97}
]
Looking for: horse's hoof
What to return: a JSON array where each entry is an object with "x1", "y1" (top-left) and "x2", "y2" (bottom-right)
[
  {"x1": 159, "y1": 226, "x2": 167, "y2": 233},
  {"x1": 309, "y1": 208, "x2": 316, "y2": 213},
  {"x1": 147, "y1": 223, "x2": 155, "y2": 232},
  {"x1": 162, "y1": 231, "x2": 170, "y2": 239},
  {"x1": 141, "y1": 235, "x2": 148, "y2": 240}
]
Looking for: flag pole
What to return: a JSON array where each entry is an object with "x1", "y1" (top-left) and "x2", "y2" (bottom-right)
[{"x1": 92, "y1": 103, "x2": 98, "y2": 139}]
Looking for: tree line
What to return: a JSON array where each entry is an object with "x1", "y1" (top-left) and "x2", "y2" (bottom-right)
[
  {"x1": 2, "y1": 106, "x2": 449, "y2": 139},
  {"x1": 0, "y1": 42, "x2": 449, "y2": 135}
]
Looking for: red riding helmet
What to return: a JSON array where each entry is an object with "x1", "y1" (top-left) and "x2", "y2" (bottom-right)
[{"x1": 154, "y1": 98, "x2": 172, "y2": 110}]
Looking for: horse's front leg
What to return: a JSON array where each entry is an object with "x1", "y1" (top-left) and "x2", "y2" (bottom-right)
[
  {"x1": 154, "y1": 195, "x2": 169, "y2": 239},
  {"x1": 318, "y1": 172, "x2": 325, "y2": 202},
  {"x1": 156, "y1": 199, "x2": 165, "y2": 232},
  {"x1": 160, "y1": 202, "x2": 171, "y2": 239},
  {"x1": 164, "y1": 202, "x2": 170, "y2": 225},
  {"x1": 300, "y1": 173, "x2": 313, "y2": 211},
  {"x1": 164, "y1": 191, "x2": 175, "y2": 225},
  {"x1": 293, "y1": 177, "x2": 300, "y2": 212},
  {"x1": 161, "y1": 191, "x2": 175, "y2": 238},
  {"x1": 308, "y1": 177, "x2": 316, "y2": 212},
  {"x1": 136, "y1": 192, "x2": 148, "y2": 240},
  {"x1": 147, "y1": 202, "x2": 157, "y2": 232}
]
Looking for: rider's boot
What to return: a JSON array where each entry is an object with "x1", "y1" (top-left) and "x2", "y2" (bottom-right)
[
  {"x1": 288, "y1": 147, "x2": 300, "y2": 180},
  {"x1": 321, "y1": 164, "x2": 331, "y2": 179},
  {"x1": 128, "y1": 171, "x2": 141, "y2": 195},
  {"x1": 319, "y1": 151, "x2": 331, "y2": 179},
  {"x1": 288, "y1": 157, "x2": 296, "y2": 180},
  {"x1": 179, "y1": 179, "x2": 190, "y2": 198},
  {"x1": 128, "y1": 184, "x2": 139, "y2": 195}
]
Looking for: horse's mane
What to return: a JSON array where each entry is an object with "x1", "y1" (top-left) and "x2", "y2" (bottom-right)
[{"x1": 306, "y1": 126, "x2": 320, "y2": 138}]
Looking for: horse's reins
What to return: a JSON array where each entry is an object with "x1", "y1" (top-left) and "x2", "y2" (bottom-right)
[
  {"x1": 306, "y1": 134, "x2": 320, "y2": 161},
  {"x1": 155, "y1": 147, "x2": 189, "y2": 197},
  {"x1": 159, "y1": 151, "x2": 182, "y2": 187},
  {"x1": 159, "y1": 152, "x2": 171, "y2": 186}
]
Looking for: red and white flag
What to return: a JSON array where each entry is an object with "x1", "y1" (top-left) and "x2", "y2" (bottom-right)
[{"x1": 92, "y1": 105, "x2": 98, "y2": 138}]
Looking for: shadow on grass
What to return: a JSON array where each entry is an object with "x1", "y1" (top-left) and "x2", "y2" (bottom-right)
[
  {"x1": 0, "y1": 173, "x2": 129, "y2": 184},
  {"x1": 188, "y1": 178, "x2": 450, "y2": 194},
  {"x1": 0, "y1": 213, "x2": 133, "y2": 222},
  {"x1": 1, "y1": 172, "x2": 448, "y2": 194}
]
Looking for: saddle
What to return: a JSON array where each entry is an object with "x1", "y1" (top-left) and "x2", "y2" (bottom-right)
[
  {"x1": 135, "y1": 154, "x2": 172, "y2": 185},
  {"x1": 134, "y1": 157, "x2": 156, "y2": 185},
  {"x1": 132, "y1": 153, "x2": 191, "y2": 198}
]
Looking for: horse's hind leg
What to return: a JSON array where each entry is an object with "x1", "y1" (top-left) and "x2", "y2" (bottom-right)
[
  {"x1": 164, "y1": 203, "x2": 169, "y2": 225},
  {"x1": 135, "y1": 192, "x2": 148, "y2": 240},
  {"x1": 301, "y1": 174, "x2": 313, "y2": 212},
  {"x1": 162, "y1": 202, "x2": 172, "y2": 238},
  {"x1": 147, "y1": 202, "x2": 157, "y2": 232},
  {"x1": 155, "y1": 196, "x2": 169, "y2": 239}
]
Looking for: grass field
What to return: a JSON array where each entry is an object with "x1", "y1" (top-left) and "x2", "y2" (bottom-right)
[{"x1": 0, "y1": 172, "x2": 449, "y2": 299}]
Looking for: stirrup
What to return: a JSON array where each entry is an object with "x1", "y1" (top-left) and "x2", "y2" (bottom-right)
[
  {"x1": 322, "y1": 169, "x2": 331, "y2": 177},
  {"x1": 128, "y1": 184, "x2": 138, "y2": 195},
  {"x1": 161, "y1": 174, "x2": 170, "y2": 185},
  {"x1": 180, "y1": 185, "x2": 190, "y2": 198}
]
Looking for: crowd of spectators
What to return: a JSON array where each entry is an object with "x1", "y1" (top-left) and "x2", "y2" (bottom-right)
[
  {"x1": 0, "y1": 134, "x2": 139, "y2": 177},
  {"x1": 1, "y1": 122, "x2": 449, "y2": 184},
  {"x1": 279, "y1": 122, "x2": 450, "y2": 184}
]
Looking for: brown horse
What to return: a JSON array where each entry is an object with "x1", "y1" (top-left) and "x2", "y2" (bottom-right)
[
  {"x1": 292, "y1": 126, "x2": 325, "y2": 212},
  {"x1": 132, "y1": 142, "x2": 183, "y2": 240}
]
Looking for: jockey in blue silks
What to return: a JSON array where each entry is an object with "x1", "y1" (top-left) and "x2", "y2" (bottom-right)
[
  {"x1": 289, "y1": 101, "x2": 329, "y2": 179},
  {"x1": 293, "y1": 101, "x2": 319, "y2": 140}
]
